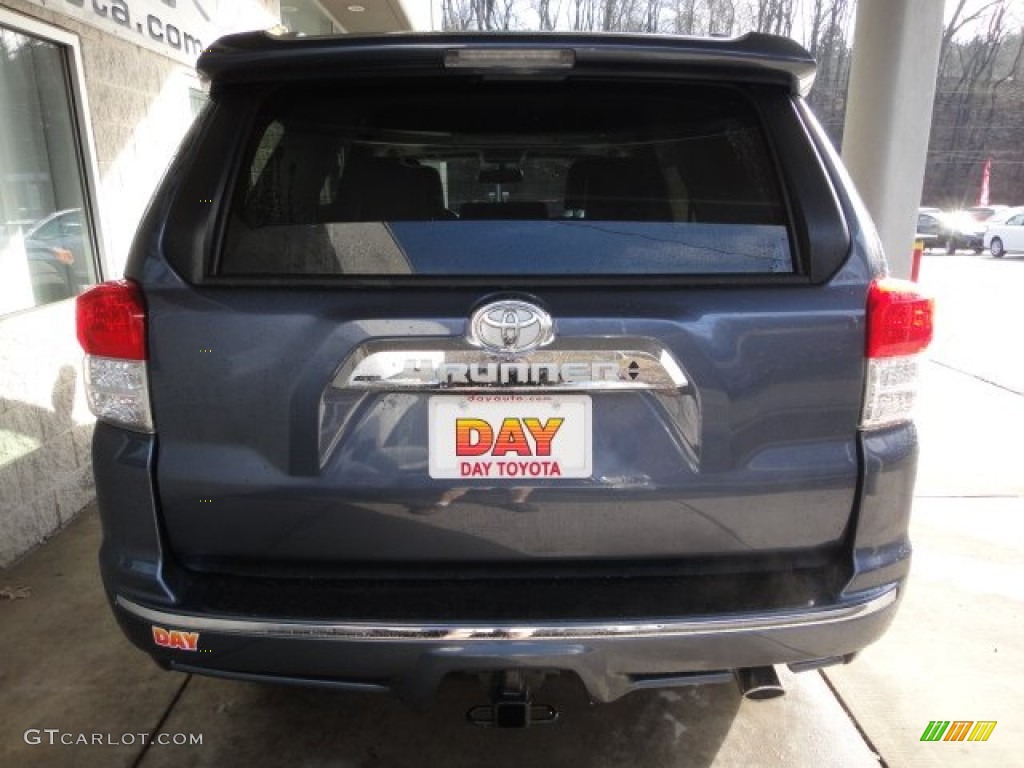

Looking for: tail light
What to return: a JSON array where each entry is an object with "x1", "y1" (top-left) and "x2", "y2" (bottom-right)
[
  {"x1": 76, "y1": 280, "x2": 153, "y2": 432},
  {"x1": 861, "y1": 278, "x2": 934, "y2": 429}
]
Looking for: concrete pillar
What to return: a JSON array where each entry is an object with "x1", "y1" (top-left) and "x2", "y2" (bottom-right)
[
  {"x1": 841, "y1": 0, "x2": 944, "y2": 278},
  {"x1": 397, "y1": 0, "x2": 441, "y2": 30}
]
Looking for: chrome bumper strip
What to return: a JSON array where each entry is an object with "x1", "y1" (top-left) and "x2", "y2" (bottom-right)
[{"x1": 117, "y1": 586, "x2": 897, "y2": 642}]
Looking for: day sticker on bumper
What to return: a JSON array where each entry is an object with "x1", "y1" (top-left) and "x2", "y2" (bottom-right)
[
  {"x1": 428, "y1": 395, "x2": 592, "y2": 479},
  {"x1": 152, "y1": 625, "x2": 199, "y2": 651}
]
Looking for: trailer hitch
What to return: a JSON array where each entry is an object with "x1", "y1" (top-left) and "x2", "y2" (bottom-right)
[{"x1": 466, "y1": 670, "x2": 559, "y2": 728}]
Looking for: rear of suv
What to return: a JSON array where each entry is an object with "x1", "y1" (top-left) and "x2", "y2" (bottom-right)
[{"x1": 78, "y1": 31, "x2": 933, "y2": 720}]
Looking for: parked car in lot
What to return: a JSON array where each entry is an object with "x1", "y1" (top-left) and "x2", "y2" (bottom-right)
[
  {"x1": 25, "y1": 239, "x2": 75, "y2": 305},
  {"x1": 77, "y1": 31, "x2": 933, "y2": 725},
  {"x1": 24, "y1": 208, "x2": 97, "y2": 292},
  {"x1": 984, "y1": 209, "x2": 1024, "y2": 258},
  {"x1": 0, "y1": 210, "x2": 91, "y2": 306},
  {"x1": 967, "y1": 204, "x2": 1010, "y2": 222},
  {"x1": 917, "y1": 209, "x2": 986, "y2": 253}
]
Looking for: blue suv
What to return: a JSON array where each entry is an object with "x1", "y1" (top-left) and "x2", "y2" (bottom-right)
[{"x1": 77, "y1": 31, "x2": 933, "y2": 725}]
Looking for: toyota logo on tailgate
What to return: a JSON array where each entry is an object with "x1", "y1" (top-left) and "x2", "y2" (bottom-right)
[{"x1": 470, "y1": 300, "x2": 554, "y2": 354}]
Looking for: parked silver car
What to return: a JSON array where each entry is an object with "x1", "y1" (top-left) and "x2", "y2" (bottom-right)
[{"x1": 984, "y1": 207, "x2": 1024, "y2": 258}]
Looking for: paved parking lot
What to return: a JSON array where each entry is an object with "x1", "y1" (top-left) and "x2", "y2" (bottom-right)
[{"x1": 2, "y1": 251, "x2": 1022, "y2": 767}]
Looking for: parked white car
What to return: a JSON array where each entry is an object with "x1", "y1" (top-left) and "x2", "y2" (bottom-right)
[{"x1": 984, "y1": 208, "x2": 1024, "y2": 258}]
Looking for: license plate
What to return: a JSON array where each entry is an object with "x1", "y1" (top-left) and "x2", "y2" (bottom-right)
[{"x1": 428, "y1": 394, "x2": 592, "y2": 480}]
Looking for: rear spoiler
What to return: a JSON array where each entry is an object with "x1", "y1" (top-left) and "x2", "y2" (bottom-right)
[{"x1": 198, "y1": 31, "x2": 816, "y2": 97}]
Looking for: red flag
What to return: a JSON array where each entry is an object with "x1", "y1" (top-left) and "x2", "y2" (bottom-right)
[{"x1": 979, "y1": 158, "x2": 991, "y2": 206}]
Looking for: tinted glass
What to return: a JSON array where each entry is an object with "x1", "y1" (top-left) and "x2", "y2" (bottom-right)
[{"x1": 220, "y1": 81, "x2": 792, "y2": 277}]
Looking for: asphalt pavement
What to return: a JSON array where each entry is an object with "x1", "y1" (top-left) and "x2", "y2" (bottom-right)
[{"x1": 1, "y1": 250, "x2": 1021, "y2": 767}]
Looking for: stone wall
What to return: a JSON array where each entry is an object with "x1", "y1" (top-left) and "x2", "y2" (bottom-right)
[{"x1": 0, "y1": 300, "x2": 93, "y2": 566}]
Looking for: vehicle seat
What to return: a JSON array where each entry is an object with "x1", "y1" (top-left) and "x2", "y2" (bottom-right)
[
  {"x1": 331, "y1": 157, "x2": 453, "y2": 221},
  {"x1": 564, "y1": 157, "x2": 672, "y2": 221}
]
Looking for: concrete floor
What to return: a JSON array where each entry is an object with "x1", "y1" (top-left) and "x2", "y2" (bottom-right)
[
  {"x1": 820, "y1": 251, "x2": 1024, "y2": 768},
  {"x1": 1, "y1": 252, "x2": 1022, "y2": 766}
]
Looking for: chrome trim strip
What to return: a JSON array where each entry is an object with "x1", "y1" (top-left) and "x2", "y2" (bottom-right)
[{"x1": 117, "y1": 586, "x2": 897, "y2": 642}]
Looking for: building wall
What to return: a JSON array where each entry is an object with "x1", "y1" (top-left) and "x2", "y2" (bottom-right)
[
  {"x1": 3, "y1": 0, "x2": 209, "y2": 275},
  {"x1": 2, "y1": 0, "x2": 428, "y2": 567},
  {"x1": 0, "y1": 0, "x2": 270, "y2": 566},
  {"x1": 0, "y1": 299, "x2": 93, "y2": 566},
  {"x1": 78, "y1": 25, "x2": 200, "y2": 278}
]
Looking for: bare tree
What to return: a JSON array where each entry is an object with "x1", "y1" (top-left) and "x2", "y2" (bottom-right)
[
  {"x1": 940, "y1": 0, "x2": 1003, "y2": 71},
  {"x1": 442, "y1": 0, "x2": 519, "y2": 30},
  {"x1": 570, "y1": 0, "x2": 598, "y2": 30},
  {"x1": 442, "y1": 0, "x2": 477, "y2": 30},
  {"x1": 641, "y1": 0, "x2": 663, "y2": 32},
  {"x1": 669, "y1": 0, "x2": 701, "y2": 35},
  {"x1": 751, "y1": 0, "x2": 794, "y2": 37},
  {"x1": 708, "y1": 0, "x2": 735, "y2": 36},
  {"x1": 802, "y1": 0, "x2": 853, "y2": 145},
  {"x1": 924, "y1": 0, "x2": 1024, "y2": 206},
  {"x1": 533, "y1": 0, "x2": 565, "y2": 30}
]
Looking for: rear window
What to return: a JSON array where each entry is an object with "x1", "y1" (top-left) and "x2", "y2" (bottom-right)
[{"x1": 219, "y1": 81, "x2": 793, "y2": 277}]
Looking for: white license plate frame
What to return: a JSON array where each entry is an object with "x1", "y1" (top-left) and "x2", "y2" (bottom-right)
[{"x1": 428, "y1": 394, "x2": 592, "y2": 480}]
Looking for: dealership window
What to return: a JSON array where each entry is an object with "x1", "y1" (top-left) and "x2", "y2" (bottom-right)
[{"x1": 0, "y1": 18, "x2": 100, "y2": 315}]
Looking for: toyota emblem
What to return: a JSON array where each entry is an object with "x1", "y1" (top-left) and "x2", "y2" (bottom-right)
[{"x1": 469, "y1": 300, "x2": 554, "y2": 354}]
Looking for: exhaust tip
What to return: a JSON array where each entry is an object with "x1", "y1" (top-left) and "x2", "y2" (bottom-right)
[{"x1": 735, "y1": 666, "x2": 785, "y2": 700}]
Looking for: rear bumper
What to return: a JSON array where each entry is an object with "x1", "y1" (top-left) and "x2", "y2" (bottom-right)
[
  {"x1": 111, "y1": 584, "x2": 899, "y2": 703},
  {"x1": 94, "y1": 421, "x2": 915, "y2": 702}
]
